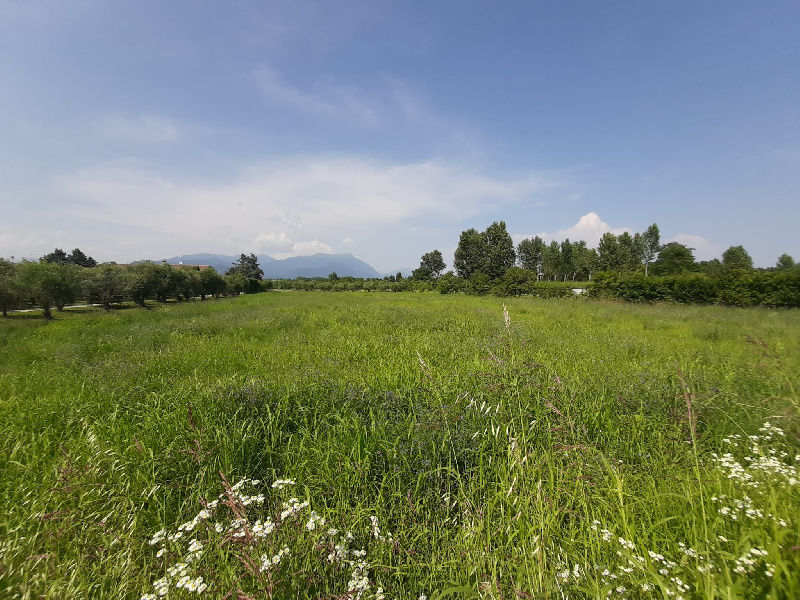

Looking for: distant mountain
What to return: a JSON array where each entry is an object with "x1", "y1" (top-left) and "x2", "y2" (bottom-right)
[
  {"x1": 154, "y1": 252, "x2": 381, "y2": 279},
  {"x1": 263, "y1": 254, "x2": 382, "y2": 279}
]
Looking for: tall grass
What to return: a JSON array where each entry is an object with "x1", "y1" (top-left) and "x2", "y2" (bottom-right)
[{"x1": 1, "y1": 293, "x2": 798, "y2": 598}]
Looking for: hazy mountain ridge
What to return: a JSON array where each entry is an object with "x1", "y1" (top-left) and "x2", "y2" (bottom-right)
[{"x1": 156, "y1": 253, "x2": 381, "y2": 279}]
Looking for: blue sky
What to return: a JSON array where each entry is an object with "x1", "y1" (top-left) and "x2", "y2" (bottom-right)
[{"x1": 1, "y1": 1, "x2": 798, "y2": 271}]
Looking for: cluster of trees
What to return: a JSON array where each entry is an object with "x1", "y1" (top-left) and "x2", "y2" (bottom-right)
[
  {"x1": 412, "y1": 221, "x2": 795, "y2": 286},
  {"x1": 452, "y1": 222, "x2": 663, "y2": 281},
  {"x1": 41, "y1": 247, "x2": 99, "y2": 268},
  {"x1": 0, "y1": 251, "x2": 272, "y2": 318},
  {"x1": 409, "y1": 222, "x2": 664, "y2": 285}
]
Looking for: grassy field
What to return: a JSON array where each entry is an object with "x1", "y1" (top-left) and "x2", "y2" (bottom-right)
[{"x1": 1, "y1": 292, "x2": 799, "y2": 599}]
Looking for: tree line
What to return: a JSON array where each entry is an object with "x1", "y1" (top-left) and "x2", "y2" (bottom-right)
[
  {"x1": 411, "y1": 221, "x2": 795, "y2": 284},
  {"x1": 3, "y1": 228, "x2": 798, "y2": 317},
  {"x1": 401, "y1": 221, "x2": 799, "y2": 305},
  {"x1": 0, "y1": 251, "x2": 272, "y2": 318}
]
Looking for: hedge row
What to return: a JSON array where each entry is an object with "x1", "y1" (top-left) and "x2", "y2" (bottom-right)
[{"x1": 587, "y1": 269, "x2": 800, "y2": 307}]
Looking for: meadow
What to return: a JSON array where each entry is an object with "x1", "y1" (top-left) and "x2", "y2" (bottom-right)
[{"x1": 1, "y1": 292, "x2": 798, "y2": 599}]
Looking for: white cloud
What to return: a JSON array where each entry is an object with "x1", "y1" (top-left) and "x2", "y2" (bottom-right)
[
  {"x1": 254, "y1": 232, "x2": 332, "y2": 257},
  {"x1": 671, "y1": 234, "x2": 722, "y2": 262},
  {"x1": 341, "y1": 236, "x2": 354, "y2": 244},
  {"x1": 513, "y1": 212, "x2": 629, "y2": 248},
  {"x1": 291, "y1": 240, "x2": 332, "y2": 256},
  {"x1": 92, "y1": 114, "x2": 182, "y2": 142},
  {"x1": 50, "y1": 155, "x2": 553, "y2": 263}
]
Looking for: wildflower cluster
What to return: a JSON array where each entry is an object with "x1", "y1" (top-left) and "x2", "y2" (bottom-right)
[
  {"x1": 271, "y1": 478, "x2": 295, "y2": 490},
  {"x1": 710, "y1": 422, "x2": 796, "y2": 534},
  {"x1": 556, "y1": 563, "x2": 583, "y2": 584},
  {"x1": 733, "y1": 547, "x2": 770, "y2": 575},
  {"x1": 709, "y1": 493, "x2": 765, "y2": 521},
  {"x1": 142, "y1": 563, "x2": 207, "y2": 599},
  {"x1": 587, "y1": 521, "x2": 701, "y2": 599},
  {"x1": 280, "y1": 497, "x2": 310, "y2": 520},
  {"x1": 260, "y1": 547, "x2": 290, "y2": 571},
  {"x1": 370, "y1": 515, "x2": 393, "y2": 543},
  {"x1": 715, "y1": 424, "x2": 799, "y2": 487},
  {"x1": 573, "y1": 421, "x2": 798, "y2": 598},
  {"x1": 322, "y1": 528, "x2": 388, "y2": 600},
  {"x1": 306, "y1": 510, "x2": 326, "y2": 531},
  {"x1": 141, "y1": 477, "x2": 391, "y2": 600}
]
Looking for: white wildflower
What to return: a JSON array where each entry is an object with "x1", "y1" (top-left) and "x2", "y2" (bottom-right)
[
  {"x1": 272, "y1": 479, "x2": 296, "y2": 490},
  {"x1": 306, "y1": 511, "x2": 326, "y2": 531},
  {"x1": 252, "y1": 519, "x2": 275, "y2": 538}
]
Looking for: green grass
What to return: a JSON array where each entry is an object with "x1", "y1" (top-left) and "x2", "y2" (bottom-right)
[{"x1": 1, "y1": 292, "x2": 799, "y2": 599}]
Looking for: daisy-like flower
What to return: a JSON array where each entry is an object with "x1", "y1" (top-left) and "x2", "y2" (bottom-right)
[
  {"x1": 306, "y1": 511, "x2": 326, "y2": 531},
  {"x1": 272, "y1": 479, "x2": 296, "y2": 490}
]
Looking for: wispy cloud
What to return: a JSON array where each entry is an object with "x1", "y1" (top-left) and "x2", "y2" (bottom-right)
[{"x1": 251, "y1": 65, "x2": 481, "y2": 154}]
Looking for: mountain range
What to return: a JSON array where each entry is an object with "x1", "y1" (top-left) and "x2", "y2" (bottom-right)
[{"x1": 154, "y1": 253, "x2": 383, "y2": 279}]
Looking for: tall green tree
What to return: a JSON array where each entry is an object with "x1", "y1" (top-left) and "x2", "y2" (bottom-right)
[
  {"x1": 41, "y1": 248, "x2": 69, "y2": 265},
  {"x1": 0, "y1": 259, "x2": 20, "y2": 317},
  {"x1": 453, "y1": 228, "x2": 488, "y2": 278},
  {"x1": 597, "y1": 233, "x2": 621, "y2": 272},
  {"x1": 722, "y1": 245, "x2": 753, "y2": 270},
  {"x1": 125, "y1": 262, "x2": 161, "y2": 307},
  {"x1": 573, "y1": 242, "x2": 598, "y2": 281},
  {"x1": 413, "y1": 250, "x2": 447, "y2": 280},
  {"x1": 152, "y1": 262, "x2": 180, "y2": 303},
  {"x1": 174, "y1": 267, "x2": 201, "y2": 302},
  {"x1": 68, "y1": 248, "x2": 97, "y2": 268},
  {"x1": 616, "y1": 232, "x2": 643, "y2": 273},
  {"x1": 517, "y1": 236, "x2": 545, "y2": 275},
  {"x1": 654, "y1": 242, "x2": 696, "y2": 275},
  {"x1": 483, "y1": 221, "x2": 516, "y2": 280},
  {"x1": 776, "y1": 254, "x2": 795, "y2": 270},
  {"x1": 697, "y1": 259, "x2": 723, "y2": 277},
  {"x1": 560, "y1": 239, "x2": 574, "y2": 281},
  {"x1": 541, "y1": 241, "x2": 562, "y2": 281},
  {"x1": 18, "y1": 261, "x2": 68, "y2": 318},
  {"x1": 631, "y1": 233, "x2": 645, "y2": 272},
  {"x1": 50, "y1": 264, "x2": 83, "y2": 310},
  {"x1": 84, "y1": 265, "x2": 125, "y2": 310},
  {"x1": 226, "y1": 254, "x2": 264, "y2": 280},
  {"x1": 642, "y1": 224, "x2": 660, "y2": 276},
  {"x1": 199, "y1": 267, "x2": 226, "y2": 299},
  {"x1": 225, "y1": 272, "x2": 248, "y2": 295}
]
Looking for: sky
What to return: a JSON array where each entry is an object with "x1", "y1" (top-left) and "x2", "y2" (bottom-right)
[{"x1": 1, "y1": 1, "x2": 798, "y2": 272}]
